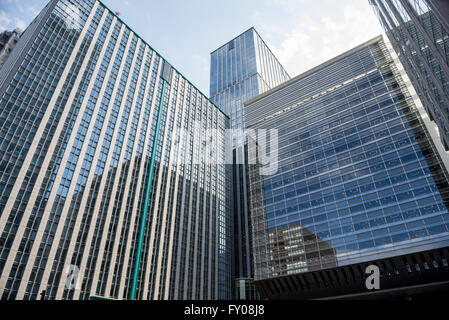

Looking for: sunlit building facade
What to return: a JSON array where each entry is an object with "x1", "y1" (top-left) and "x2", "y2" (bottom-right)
[
  {"x1": 246, "y1": 36, "x2": 449, "y2": 299},
  {"x1": 0, "y1": 0, "x2": 231, "y2": 300}
]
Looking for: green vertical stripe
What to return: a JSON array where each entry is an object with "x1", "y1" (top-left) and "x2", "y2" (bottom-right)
[{"x1": 130, "y1": 80, "x2": 167, "y2": 300}]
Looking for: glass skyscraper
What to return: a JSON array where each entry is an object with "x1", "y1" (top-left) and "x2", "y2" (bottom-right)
[
  {"x1": 209, "y1": 28, "x2": 290, "y2": 299},
  {"x1": 369, "y1": 0, "x2": 449, "y2": 152},
  {"x1": 0, "y1": 0, "x2": 231, "y2": 300},
  {"x1": 246, "y1": 36, "x2": 449, "y2": 299}
]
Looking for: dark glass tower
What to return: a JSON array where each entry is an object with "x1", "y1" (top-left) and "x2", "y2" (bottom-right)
[
  {"x1": 246, "y1": 36, "x2": 449, "y2": 299},
  {"x1": 210, "y1": 28, "x2": 290, "y2": 299},
  {"x1": 369, "y1": 0, "x2": 449, "y2": 151},
  {"x1": 0, "y1": 0, "x2": 231, "y2": 300}
]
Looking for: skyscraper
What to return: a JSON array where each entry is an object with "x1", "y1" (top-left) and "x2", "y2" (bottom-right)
[
  {"x1": 209, "y1": 28, "x2": 290, "y2": 299},
  {"x1": 246, "y1": 36, "x2": 449, "y2": 299},
  {"x1": 0, "y1": 0, "x2": 231, "y2": 300},
  {"x1": 369, "y1": 0, "x2": 449, "y2": 152}
]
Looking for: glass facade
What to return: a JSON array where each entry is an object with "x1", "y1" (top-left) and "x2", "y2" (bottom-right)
[
  {"x1": 0, "y1": 0, "x2": 231, "y2": 300},
  {"x1": 209, "y1": 28, "x2": 290, "y2": 299},
  {"x1": 246, "y1": 37, "x2": 449, "y2": 281},
  {"x1": 369, "y1": 0, "x2": 449, "y2": 151}
]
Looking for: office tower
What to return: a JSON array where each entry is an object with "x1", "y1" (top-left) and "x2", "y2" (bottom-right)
[
  {"x1": 0, "y1": 29, "x2": 21, "y2": 69},
  {"x1": 0, "y1": 0, "x2": 231, "y2": 300},
  {"x1": 246, "y1": 36, "x2": 449, "y2": 299},
  {"x1": 210, "y1": 28, "x2": 290, "y2": 299},
  {"x1": 369, "y1": 0, "x2": 449, "y2": 152}
]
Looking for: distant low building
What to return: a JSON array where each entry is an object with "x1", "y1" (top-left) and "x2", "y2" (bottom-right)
[{"x1": 0, "y1": 28, "x2": 21, "y2": 69}]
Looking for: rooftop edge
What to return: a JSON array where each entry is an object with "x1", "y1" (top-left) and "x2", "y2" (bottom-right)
[{"x1": 244, "y1": 34, "x2": 384, "y2": 107}]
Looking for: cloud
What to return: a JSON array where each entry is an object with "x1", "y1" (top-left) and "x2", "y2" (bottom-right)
[
  {"x1": 14, "y1": 18, "x2": 26, "y2": 30},
  {"x1": 0, "y1": 10, "x2": 12, "y2": 32},
  {"x1": 0, "y1": 10, "x2": 12, "y2": 25},
  {"x1": 0, "y1": 10, "x2": 27, "y2": 32},
  {"x1": 262, "y1": 0, "x2": 384, "y2": 77},
  {"x1": 28, "y1": 6, "x2": 40, "y2": 17}
]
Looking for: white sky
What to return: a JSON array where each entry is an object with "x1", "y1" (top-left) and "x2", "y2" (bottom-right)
[
  {"x1": 1, "y1": 0, "x2": 385, "y2": 94},
  {"x1": 263, "y1": 0, "x2": 385, "y2": 78}
]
